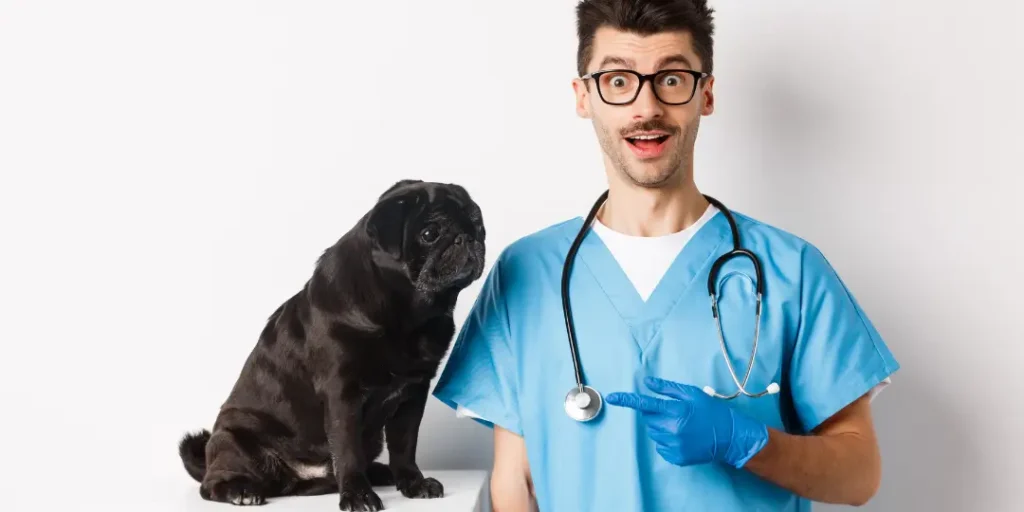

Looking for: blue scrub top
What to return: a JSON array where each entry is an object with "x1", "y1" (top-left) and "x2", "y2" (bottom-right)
[{"x1": 433, "y1": 209, "x2": 900, "y2": 511}]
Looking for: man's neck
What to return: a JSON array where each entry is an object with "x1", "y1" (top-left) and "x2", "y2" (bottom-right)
[{"x1": 596, "y1": 178, "x2": 709, "y2": 237}]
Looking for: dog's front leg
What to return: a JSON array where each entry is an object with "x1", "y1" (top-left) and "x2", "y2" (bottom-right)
[
  {"x1": 385, "y1": 381, "x2": 443, "y2": 499},
  {"x1": 324, "y1": 380, "x2": 383, "y2": 511}
]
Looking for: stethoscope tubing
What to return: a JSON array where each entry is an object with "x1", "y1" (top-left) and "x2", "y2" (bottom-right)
[
  {"x1": 561, "y1": 190, "x2": 777, "y2": 416},
  {"x1": 562, "y1": 190, "x2": 610, "y2": 392}
]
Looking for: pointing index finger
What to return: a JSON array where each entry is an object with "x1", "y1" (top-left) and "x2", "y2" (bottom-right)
[{"x1": 605, "y1": 392, "x2": 669, "y2": 414}]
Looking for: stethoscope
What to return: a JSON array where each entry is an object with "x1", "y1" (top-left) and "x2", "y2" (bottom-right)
[{"x1": 562, "y1": 190, "x2": 781, "y2": 422}]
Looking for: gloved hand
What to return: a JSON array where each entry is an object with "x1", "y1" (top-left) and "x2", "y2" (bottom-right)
[{"x1": 605, "y1": 376, "x2": 769, "y2": 469}]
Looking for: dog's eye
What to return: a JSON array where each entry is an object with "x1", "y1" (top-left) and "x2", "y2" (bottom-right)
[{"x1": 420, "y1": 227, "x2": 439, "y2": 243}]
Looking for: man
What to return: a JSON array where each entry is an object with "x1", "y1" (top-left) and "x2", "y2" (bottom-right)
[{"x1": 432, "y1": 0, "x2": 900, "y2": 510}]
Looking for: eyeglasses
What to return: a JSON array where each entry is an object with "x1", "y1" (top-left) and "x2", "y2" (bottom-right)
[{"x1": 580, "y1": 69, "x2": 710, "y2": 106}]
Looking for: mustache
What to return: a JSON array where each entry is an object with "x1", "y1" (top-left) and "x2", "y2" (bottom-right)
[{"x1": 620, "y1": 119, "x2": 679, "y2": 137}]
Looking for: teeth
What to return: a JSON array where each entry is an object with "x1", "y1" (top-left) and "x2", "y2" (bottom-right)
[{"x1": 630, "y1": 134, "x2": 665, "y2": 140}]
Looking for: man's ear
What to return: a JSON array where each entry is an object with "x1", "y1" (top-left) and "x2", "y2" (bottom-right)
[
  {"x1": 700, "y1": 75, "x2": 715, "y2": 116},
  {"x1": 573, "y1": 78, "x2": 591, "y2": 119},
  {"x1": 366, "y1": 194, "x2": 412, "y2": 256}
]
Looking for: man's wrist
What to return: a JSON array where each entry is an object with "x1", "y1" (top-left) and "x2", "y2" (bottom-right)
[{"x1": 723, "y1": 409, "x2": 770, "y2": 469}]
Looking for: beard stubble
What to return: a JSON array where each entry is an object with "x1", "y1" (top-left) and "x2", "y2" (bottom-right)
[{"x1": 594, "y1": 115, "x2": 700, "y2": 188}]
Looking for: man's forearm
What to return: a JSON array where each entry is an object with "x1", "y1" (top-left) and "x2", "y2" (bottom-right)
[
  {"x1": 742, "y1": 427, "x2": 881, "y2": 506},
  {"x1": 490, "y1": 471, "x2": 538, "y2": 512}
]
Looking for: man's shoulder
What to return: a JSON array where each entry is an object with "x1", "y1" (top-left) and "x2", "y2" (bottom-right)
[
  {"x1": 494, "y1": 216, "x2": 581, "y2": 268},
  {"x1": 729, "y1": 209, "x2": 846, "y2": 284},
  {"x1": 729, "y1": 209, "x2": 821, "y2": 260}
]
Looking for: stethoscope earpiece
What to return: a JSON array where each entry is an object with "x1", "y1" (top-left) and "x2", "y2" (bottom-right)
[{"x1": 703, "y1": 381, "x2": 780, "y2": 399}]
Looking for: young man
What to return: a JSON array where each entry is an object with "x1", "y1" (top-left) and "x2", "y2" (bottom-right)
[{"x1": 433, "y1": 0, "x2": 900, "y2": 510}]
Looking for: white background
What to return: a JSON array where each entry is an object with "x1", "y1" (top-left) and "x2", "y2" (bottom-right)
[{"x1": 1, "y1": 0, "x2": 1022, "y2": 510}]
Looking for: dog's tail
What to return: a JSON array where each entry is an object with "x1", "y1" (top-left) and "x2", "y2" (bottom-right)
[{"x1": 178, "y1": 429, "x2": 211, "y2": 483}]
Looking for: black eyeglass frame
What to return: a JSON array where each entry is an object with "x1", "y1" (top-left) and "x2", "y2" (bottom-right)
[{"x1": 580, "y1": 68, "x2": 711, "y2": 106}]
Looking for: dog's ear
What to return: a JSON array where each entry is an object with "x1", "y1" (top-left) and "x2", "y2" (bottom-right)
[
  {"x1": 366, "y1": 194, "x2": 413, "y2": 256},
  {"x1": 379, "y1": 179, "x2": 423, "y2": 200}
]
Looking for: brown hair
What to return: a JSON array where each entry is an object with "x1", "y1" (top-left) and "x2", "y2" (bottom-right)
[{"x1": 575, "y1": 0, "x2": 715, "y2": 76}]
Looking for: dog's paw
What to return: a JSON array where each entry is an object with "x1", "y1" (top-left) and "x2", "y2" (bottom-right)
[
  {"x1": 397, "y1": 476, "x2": 444, "y2": 499},
  {"x1": 201, "y1": 477, "x2": 267, "y2": 506},
  {"x1": 229, "y1": 489, "x2": 266, "y2": 507},
  {"x1": 338, "y1": 488, "x2": 384, "y2": 511}
]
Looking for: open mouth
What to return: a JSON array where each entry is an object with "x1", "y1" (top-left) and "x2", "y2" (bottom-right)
[{"x1": 624, "y1": 133, "x2": 671, "y2": 158}]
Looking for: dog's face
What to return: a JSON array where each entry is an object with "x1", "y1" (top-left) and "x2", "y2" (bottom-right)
[{"x1": 366, "y1": 180, "x2": 486, "y2": 294}]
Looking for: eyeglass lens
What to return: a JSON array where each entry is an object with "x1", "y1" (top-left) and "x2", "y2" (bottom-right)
[{"x1": 598, "y1": 71, "x2": 696, "y2": 104}]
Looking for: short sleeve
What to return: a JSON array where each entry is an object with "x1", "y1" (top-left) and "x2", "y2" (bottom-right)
[
  {"x1": 788, "y1": 244, "x2": 900, "y2": 432},
  {"x1": 432, "y1": 255, "x2": 522, "y2": 435}
]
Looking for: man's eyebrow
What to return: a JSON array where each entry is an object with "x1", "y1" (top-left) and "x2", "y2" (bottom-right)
[
  {"x1": 597, "y1": 55, "x2": 634, "y2": 70},
  {"x1": 595, "y1": 54, "x2": 695, "y2": 72},
  {"x1": 657, "y1": 54, "x2": 693, "y2": 69}
]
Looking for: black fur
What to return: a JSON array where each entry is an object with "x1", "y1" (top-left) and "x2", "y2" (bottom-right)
[{"x1": 178, "y1": 180, "x2": 486, "y2": 510}]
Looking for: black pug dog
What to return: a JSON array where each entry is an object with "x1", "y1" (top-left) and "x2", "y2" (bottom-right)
[{"x1": 178, "y1": 179, "x2": 486, "y2": 510}]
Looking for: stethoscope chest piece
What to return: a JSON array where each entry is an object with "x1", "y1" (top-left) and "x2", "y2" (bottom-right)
[{"x1": 564, "y1": 385, "x2": 602, "y2": 422}]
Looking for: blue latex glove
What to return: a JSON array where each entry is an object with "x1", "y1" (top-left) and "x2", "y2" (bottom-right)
[{"x1": 605, "y1": 376, "x2": 770, "y2": 469}]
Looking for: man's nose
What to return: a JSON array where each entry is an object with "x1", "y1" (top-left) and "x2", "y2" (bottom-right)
[{"x1": 631, "y1": 81, "x2": 664, "y2": 119}]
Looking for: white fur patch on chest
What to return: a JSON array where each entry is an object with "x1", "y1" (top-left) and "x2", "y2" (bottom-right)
[{"x1": 290, "y1": 461, "x2": 330, "y2": 480}]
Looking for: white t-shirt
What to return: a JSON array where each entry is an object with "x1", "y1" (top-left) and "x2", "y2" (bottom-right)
[
  {"x1": 589, "y1": 204, "x2": 720, "y2": 302},
  {"x1": 455, "y1": 205, "x2": 888, "y2": 420}
]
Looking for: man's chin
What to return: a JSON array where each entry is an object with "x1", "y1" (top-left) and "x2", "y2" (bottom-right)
[{"x1": 620, "y1": 162, "x2": 678, "y2": 188}]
